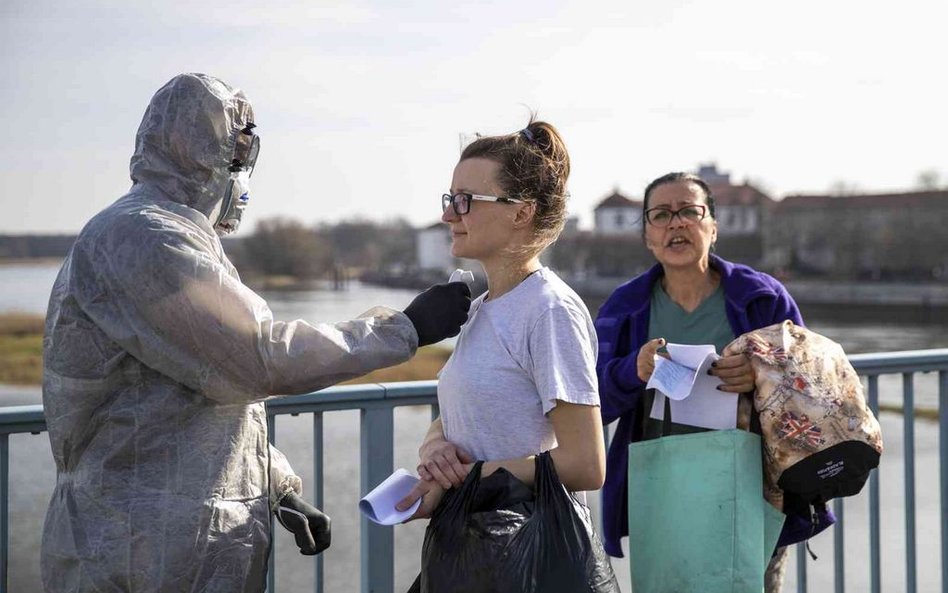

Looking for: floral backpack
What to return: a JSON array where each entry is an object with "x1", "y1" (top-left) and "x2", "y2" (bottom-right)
[{"x1": 728, "y1": 320, "x2": 883, "y2": 516}]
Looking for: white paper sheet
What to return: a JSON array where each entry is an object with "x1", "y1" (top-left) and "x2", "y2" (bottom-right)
[
  {"x1": 646, "y1": 344, "x2": 721, "y2": 401},
  {"x1": 666, "y1": 343, "x2": 717, "y2": 370},
  {"x1": 650, "y1": 389, "x2": 740, "y2": 430},
  {"x1": 647, "y1": 357, "x2": 699, "y2": 401},
  {"x1": 358, "y1": 468, "x2": 422, "y2": 525},
  {"x1": 646, "y1": 343, "x2": 738, "y2": 430}
]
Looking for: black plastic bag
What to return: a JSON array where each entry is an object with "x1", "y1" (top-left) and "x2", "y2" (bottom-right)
[{"x1": 415, "y1": 452, "x2": 621, "y2": 593}]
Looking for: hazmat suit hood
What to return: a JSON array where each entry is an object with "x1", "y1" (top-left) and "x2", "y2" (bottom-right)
[
  {"x1": 40, "y1": 73, "x2": 417, "y2": 593},
  {"x1": 130, "y1": 72, "x2": 253, "y2": 220}
]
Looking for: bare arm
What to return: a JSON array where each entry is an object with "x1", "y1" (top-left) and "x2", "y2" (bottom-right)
[
  {"x1": 397, "y1": 401, "x2": 605, "y2": 517},
  {"x1": 77, "y1": 219, "x2": 417, "y2": 404},
  {"x1": 478, "y1": 401, "x2": 605, "y2": 492},
  {"x1": 416, "y1": 417, "x2": 474, "y2": 489}
]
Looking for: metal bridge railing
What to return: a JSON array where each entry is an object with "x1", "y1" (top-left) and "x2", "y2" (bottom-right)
[{"x1": 2, "y1": 350, "x2": 948, "y2": 593}]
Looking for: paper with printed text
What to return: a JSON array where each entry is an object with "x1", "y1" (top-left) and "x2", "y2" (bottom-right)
[{"x1": 646, "y1": 343, "x2": 738, "y2": 430}]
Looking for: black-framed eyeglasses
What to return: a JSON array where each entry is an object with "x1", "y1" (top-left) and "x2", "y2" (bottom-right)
[
  {"x1": 441, "y1": 192, "x2": 526, "y2": 216},
  {"x1": 229, "y1": 123, "x2": 260, "y2": 176},
  {"x1": 644, "y1": 204, "x2": 709, "y2": 227}
]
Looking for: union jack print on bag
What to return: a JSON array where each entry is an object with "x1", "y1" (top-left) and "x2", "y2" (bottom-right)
[{"x1": 728, "y1": 321, "x2": 883, "y2": 517}]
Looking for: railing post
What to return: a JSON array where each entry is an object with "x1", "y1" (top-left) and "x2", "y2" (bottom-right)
[
  {"x1": 1, "y1": 434, "x2": 8, "y2": 593},
  {"x1": 904, "y1": 373, "x2": 917, "y2": 593},
  {"x1": 796, "y1": 542, "x2": 808, "y2": 593},
  {"x1": 868, "y1": 375, "x2": 881, "y2": 593},
  {"x1": 361, "y1": 404, "x2": 394, "y2": 593},
  {"x1": 834, "y1": 498, "x2": 845, "y2": 593},
  {"x1": 940, "y1": 370, "x2": 948, "y2": 593},
  {"x1": 313, "y1": 413, "x2": 324, "y2": 593},
  {"x1": 267, "y1": 414, "x2": 276, "y2": 593}
]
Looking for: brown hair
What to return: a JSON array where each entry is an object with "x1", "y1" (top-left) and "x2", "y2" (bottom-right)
[{"x1": 460, "y1": 117, "x2": 570, "y2": 255}]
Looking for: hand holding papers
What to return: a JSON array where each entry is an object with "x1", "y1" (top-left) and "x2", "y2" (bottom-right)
[
  {"x1": 359, "y1": 468, "x2": 422, "y2": 525},
  {"x1": 646, "y1": 343, "x2": 738, "y2": 430},
  {"x1": 646, "y1": 344, "x2": 720, "y2": 400}
]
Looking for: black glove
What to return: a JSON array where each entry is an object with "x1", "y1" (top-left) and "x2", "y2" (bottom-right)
[
  {"x1": 276, "y1": 492, "x2": 332, "y2": 556},
  {"x1": 403, "y1": 282, "x2": 471, "y2": 347}
]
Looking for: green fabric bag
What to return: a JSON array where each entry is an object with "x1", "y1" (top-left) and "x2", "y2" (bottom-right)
[{"x1": 628, "y1": 429, "x2": 785, "y2": 593}]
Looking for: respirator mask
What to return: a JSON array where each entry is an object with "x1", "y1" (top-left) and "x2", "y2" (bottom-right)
[{"x1": 213, "y1": 123, "x2": 259, "y2": 236}]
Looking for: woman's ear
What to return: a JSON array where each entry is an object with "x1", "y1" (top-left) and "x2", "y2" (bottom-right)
[{"x1": 513, "y1": 201, "x2": 537, "y2": 228}]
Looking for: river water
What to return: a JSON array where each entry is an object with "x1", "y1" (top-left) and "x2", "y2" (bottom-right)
[
  {"x1": 2, "y1": 262, "x2": 946, "y2": 591},
  {"x1": 4, "y1": 261, "x2": 948, "y2": 352}
]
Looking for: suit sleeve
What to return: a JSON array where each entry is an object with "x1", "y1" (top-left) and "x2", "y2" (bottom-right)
[
  {"x1": 269, "y1": 444, "x2": 303, "y2": 511},
  {"x1": 75, "y1": 216, "x2": 417, "y2": 404}
]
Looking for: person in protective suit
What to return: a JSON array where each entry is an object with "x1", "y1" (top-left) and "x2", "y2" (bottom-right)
[{"x1": 40, "y1": 72, "x2": 470, "y2": 593}]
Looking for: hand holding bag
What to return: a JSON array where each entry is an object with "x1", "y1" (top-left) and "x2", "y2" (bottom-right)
[{"x1": 417, "y1": 452, "x2": 620, "y2": 593}]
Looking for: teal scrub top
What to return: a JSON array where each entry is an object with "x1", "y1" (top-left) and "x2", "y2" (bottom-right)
[{"x1": 642, "y1": 281, "x2": 735, "y2": 439}]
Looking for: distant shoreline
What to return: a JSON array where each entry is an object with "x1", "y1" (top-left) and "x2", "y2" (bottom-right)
[
  {"x1": 0, "y1": 258, "x2": 63, "y2": 267},
  {"x1": 5, "y1": 258, "x2": 948, "y2": 309},
  {"x1": 361, "y1": 272, "x2": 948, "y2": 311}
]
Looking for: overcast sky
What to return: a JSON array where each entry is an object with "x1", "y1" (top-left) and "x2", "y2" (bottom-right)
[{"x1": 2, "y1": 0, "x2": 945, "y2": 234}]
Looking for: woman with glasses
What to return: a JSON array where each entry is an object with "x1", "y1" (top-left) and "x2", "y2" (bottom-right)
[
  {"x1": 396, "y1": 119, "x2": 615, "y2": 590},
  {"x1": 594, "y1": 172, "x2": 832, "y2": 592}
]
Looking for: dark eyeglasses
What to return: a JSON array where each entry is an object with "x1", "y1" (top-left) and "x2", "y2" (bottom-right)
[
  {"x1": 229, "y1": 123, "x2": 260, "y2": 176},
  {"x1": 644, "y1": 204, "x2": 709, "y2": 227},
  {"x1": 441, "y1": 192, "x2": 525, "y2": 216}
]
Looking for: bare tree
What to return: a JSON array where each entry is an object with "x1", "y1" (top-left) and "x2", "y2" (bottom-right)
[
  {"x1": 916, "y1": 169, "x2": 941, "y2": 190},
  {"x1": 828, "y1": 180, "x2": 862, "y2": 196},
  {"x1": 242, "y1": 218, "x2": 334, "y2": 279},
  {"x1": 320, "y1": 217, "x2": 416, "y2": 271}
]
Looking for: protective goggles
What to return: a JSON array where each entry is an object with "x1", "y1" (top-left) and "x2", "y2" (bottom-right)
[{"x1": 228, "y1": 123, "x2": 260, "y2": 176}]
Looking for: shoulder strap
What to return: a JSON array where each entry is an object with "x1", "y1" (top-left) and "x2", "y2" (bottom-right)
[{"x1": 662, "y1": 395, "x2": 673, "y2": 437}]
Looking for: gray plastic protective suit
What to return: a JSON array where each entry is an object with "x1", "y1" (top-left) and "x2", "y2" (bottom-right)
[{"x1": 40, "y1": 73, "x2": 418, "y2": 593}]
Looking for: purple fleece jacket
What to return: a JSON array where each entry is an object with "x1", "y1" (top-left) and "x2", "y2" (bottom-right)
[{"x1": 594, "y1": 254, "x2": 835, "y2": 557}]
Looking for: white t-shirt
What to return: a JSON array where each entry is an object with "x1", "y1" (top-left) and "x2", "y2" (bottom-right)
[{"x1": 437, "y1": 267, "x2": 600, "y2": 462}]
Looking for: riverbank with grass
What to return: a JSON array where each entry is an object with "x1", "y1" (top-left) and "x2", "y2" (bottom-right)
[
  {"x1": 0, "y1": 312, "x2": 450, "y2": 388},
  {"x1": 1, "y1": 308, "x2": 941, "y2": 420},
  {"x1": 341, "y1": 346, "x2": 450, "y2": 384},
  {"x1": 0, "y1": 313, "x2": 43, "y2": 385}
]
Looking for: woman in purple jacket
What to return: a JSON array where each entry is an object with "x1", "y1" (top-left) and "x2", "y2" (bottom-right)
[{"x1": 594, "y1": 172, "x2": 832, "y2": 592}]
